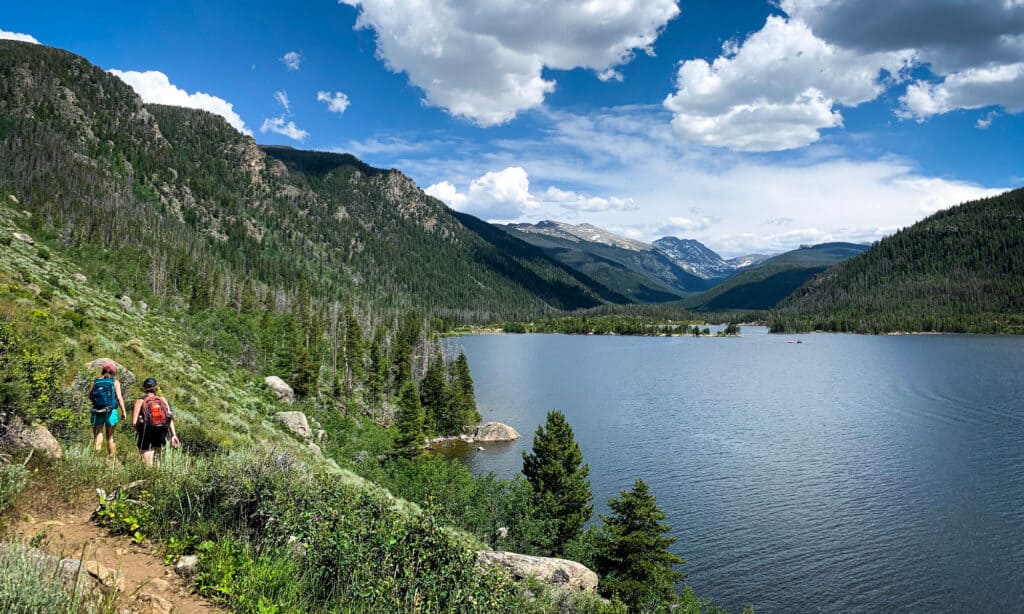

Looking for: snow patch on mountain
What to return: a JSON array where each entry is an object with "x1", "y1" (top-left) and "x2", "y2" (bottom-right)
[
  {"x1": 653, "y1": 237, "x2": 766, "y2": 279},
  {"x1": 509, "y1": 220, "x2": 651, "y2": 252}
]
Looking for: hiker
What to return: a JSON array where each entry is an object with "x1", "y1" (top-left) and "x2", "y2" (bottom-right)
[
  {"x1": 131, "y1": 377, "x2": 179, "y2": 466},
  {"x1": 88, "y1": 362, "x2": 126, "y2": 458}
]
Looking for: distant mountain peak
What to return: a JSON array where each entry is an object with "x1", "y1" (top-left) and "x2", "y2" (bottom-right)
[
  {"x1": 652, "y1": 237, "x2": 769, "y2": 279},
  {"x1": 509, "y1": 220, "x2": 650, "y2": 252}
]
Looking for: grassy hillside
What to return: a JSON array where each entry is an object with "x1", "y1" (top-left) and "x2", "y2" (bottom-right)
[
  {"x1": 685, "y1": 242, "x2": 868, "y2": 311},
  {"x1": 771, "y1": 189, "x2": 1024, "y2": 333},
  {"x1": 0, "y1": 39, "x2": 613, "y2": 322},
  {"x1": 501, "y1": 225, "x2": 711, "y2": 301}
]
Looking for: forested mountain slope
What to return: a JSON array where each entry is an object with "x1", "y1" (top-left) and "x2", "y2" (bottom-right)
[
  {"x1": 0, "y1": 40, "x2": 613, "y2": 321},
  {"x1": 771, "y1": 190, "x2": 1024, "y2": 333},
  {"x1": 684, "y1": 242, "x2": 868, "y2": 311},
  {"x1": 502, "y1": 222, "x2": 712, "y2": 301}
]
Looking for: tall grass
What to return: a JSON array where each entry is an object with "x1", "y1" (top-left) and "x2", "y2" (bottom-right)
[{"x1": 0, "y1": 542, "x2": 83, "y2": 614}]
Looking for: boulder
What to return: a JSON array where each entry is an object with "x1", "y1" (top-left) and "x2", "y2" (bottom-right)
[
  {"x1": 85, "y1": 358, "x2": 136, "y2": 387},
  {"x1": 25, "y1": 283, "x2": 41, "y2": 295},
  {"x1": 265, "y1": 376, "x2": 294, "y2": 404},
  {"x1": 84, "y1": 559, "x2": 125, "y2": 592},
  {"x1": 8, "y1": 417, "x2": 63, "y2": 459},
  {"x1": 274, "y1": 411, "x2": 312, "y2": 439},
  {"x1": 73, "y1": 272, "x2": 87, "y2": 284},
  {"x1": 12, "y1": 232, "x2": 33, "y2": 244},
  {"x1": 473, "y1": 422, "x2": 521, "y2": 442},
  {"x1": 308, "y1": 442, "x2": 322, "y2": 456},
  {"x1": 7, "y1": 194, "x2": 18, "y2": 204},
  {"x1": 137, "y1": 301, "x2": 149, "y2": 314},
  {"x1": 119, "y1": 295, "x2": 133, "y2": 312},
  {"x1": 476, "y1": 551, "x2": 598, "y2": 593},
  {"x1": 175, "y1": 555, "x2": 199, "y2": 578}
]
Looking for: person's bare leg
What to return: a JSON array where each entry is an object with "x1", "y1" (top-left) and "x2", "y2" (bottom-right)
[
  {"x1": 93, "y1": 426, "x2": 104, "y2": 452},
  {"x1": 141, "y1": 449, "x2": 156, "y2": 467},
  {"x1": 105, "y1": 425, "x2": 116, "y2": 457}
]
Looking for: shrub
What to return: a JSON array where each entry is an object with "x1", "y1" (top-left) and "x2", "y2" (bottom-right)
[
  {"x1": 0, "y1": 543, "x2": 82, "y2": 614},
  {"x1": 0, "y1": 462, "x2": 28, "y2": 516}
]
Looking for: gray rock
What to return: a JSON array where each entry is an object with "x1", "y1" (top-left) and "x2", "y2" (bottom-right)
[
  {"x1": 274, "y1": 411, "x2": 312, "y2": 439},
  {"x1": 73, "y1": 272, "x2": 87, "y2": 284},
  {"x1": 8, "y1": 416, "x2": 63, "y2": 459},
  {"x1": 308, "y1": 442, "x2": 322, "y2": 455},
  {"x1": 85, "y1": 358, "x2": 136, "y2": 387},
  {"x1": 118, "y1": 295, "x2": 133, "y2": 312},
  {"x1": 7, "y1": 194, "x2": 18, "y2": 204},
  {"x1": 25, "y1": 283, "x2": 41, "y2": 295},
  {"x1": 12, "y1": 232, "x2": 34, "y2": 244},
  {"x1": 473, "y1": 422, "x2": 521, "y2": 442},
  {"x1": 476, "y1": 551, "x2": 599, "y2": 593},
  {"x1": 265, "y1": 375, "x2": 294, "y2": 404},
  {"x1": 315, "y1": 429, "x2": 328, "y2": 444},
  {"x1": 175, "y1": 555, "x2": 199, "y2": 578},
  {"x1": 137, "y1": 301, "x2": 148, "y2": 314}
]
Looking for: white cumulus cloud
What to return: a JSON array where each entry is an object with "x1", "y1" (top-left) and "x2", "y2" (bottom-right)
[
  {"x1": 260, "y1": 116, "x2": 309, "y2": 141},
  {"x1": 0, "y1": 28, "x2": 39, "y2": 44},
  {"x1": 339, "y1": 0, "x2": 680, "y2": 126},
  {"x1": 109, "y1": 69, "x2": 251, "y2": 136},
  {"x1": 426, "y1": 166, "x2": 638, "y2": 220},
  {"x1": 317, "y1": 91, "x2": 350, "y2": 114},
  {"x1": 664, "y1": 16, "x2": 912, "y2": 151},
  {"x1": 900, "y1": 62, "x2": 1024, "y2": 120},
  {"x1": 282, "y1": 51, "x2": 302, "y2": 71}
]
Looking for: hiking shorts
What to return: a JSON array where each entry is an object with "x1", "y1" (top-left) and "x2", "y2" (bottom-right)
[
  {"x1": 91, "y1": 409, "x2": 119, "y2": 428},
  {"x1": 136, "y1": 424, "x2": 168, "y2": 451}
]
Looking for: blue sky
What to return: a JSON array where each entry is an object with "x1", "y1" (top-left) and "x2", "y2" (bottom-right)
[{"x1": 3, "y1": 1, "x2": 1022, "y2": 256}]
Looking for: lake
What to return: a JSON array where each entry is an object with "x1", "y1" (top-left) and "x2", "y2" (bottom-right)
[{"x1": 446, "y1": 328, "x2": 1024, "y2": 613}]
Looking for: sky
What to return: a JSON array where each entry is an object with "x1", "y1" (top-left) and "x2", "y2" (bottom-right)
[{"x1": 3, "y1": 0, "x2": 1023, "y2": 256}]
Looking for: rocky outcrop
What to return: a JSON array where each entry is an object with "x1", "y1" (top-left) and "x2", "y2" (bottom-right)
[
  {"x1": 265, "y1": 376, "x2": 295, "y2": 404},
  {"x1": 12, "y1": 231, "x2": 34, "y2": 244},
  {"x1": 85, "y1": 358, "x2": 136, "y2": 387},
  {"x1": 274, "y1": 411, "x2": 312, "y2": 440},
  {"x1": 473, "y1": 422, "x2": 520, "y2": 442},
  {"x1": 476, "y1": 551, "x2": 598, "y2": 593},
  {"x1": 7, "y1": 416, "x2": 63, "y2": 459}
]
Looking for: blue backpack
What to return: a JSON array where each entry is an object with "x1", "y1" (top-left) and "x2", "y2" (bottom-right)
[{"x1": 90, "y1": 377, "x2": 116, "y2": 413}]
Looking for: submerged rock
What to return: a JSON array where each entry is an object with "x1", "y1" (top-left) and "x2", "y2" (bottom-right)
[
  {"x1": 473, "y1": 422, "x2": 520, "y2": 442},
  {"x1": 476, "y1": 550, "x2": 598, "y2": 593}
]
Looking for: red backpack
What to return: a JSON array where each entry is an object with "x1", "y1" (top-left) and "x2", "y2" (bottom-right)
[{"x1": 140, "y1": 393, "x2": 170, "y2": 428}]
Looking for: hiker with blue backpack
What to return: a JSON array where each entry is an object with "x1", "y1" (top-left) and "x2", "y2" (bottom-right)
[
  {"x1": 131, "y1": 377, "x2": 179, "y2": 467},
  {"x1": 88, "y1": 362, "x2": 126, "y2": 458}
]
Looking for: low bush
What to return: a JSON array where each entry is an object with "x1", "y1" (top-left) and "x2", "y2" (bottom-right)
[{"x1": 0, "y1": 542, "x2": 82, "y2": 614}]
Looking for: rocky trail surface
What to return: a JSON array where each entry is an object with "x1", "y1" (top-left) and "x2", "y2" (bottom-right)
[{"x1": 12, "y1": 498, "x2": 219, "y2": 614}]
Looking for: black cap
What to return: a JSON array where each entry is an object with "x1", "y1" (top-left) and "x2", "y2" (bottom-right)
[{"x1": 143, "y1": 377, "x2": 158, "y2": 388}]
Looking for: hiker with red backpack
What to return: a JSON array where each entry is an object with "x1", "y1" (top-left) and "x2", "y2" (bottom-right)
[
  {"x1": 131, "y1": 377, "x2": 179, "y2": 466},
  {"x1": 88, "y1": 363, "x2": 126, "y2": 458}
]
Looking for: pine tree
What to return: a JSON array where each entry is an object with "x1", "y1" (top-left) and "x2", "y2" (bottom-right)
[
  {"x1": 521, "y1": 410, "x2": 592, "y2": 556},
  {"x1": 595, "y1": 479, "x2": 685, "y2": 611},
  {"x1": 343, "y1": 303, "x2": 364, "y2": 392},
  {"x1": 394, "y1": 381, "x2": 424, "y2": 458},
  {"x1": 367, "y1": 326, "x2": 388, "y2": 409},
  {"x1": 420, "y1": 346, "x2": 448, "y2": 433},
  {"x1": 448, "y1": 351, "x2": 480, "y2": 433}
]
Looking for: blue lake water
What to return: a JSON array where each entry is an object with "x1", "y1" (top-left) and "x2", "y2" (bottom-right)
[{"x1": 446, "y1": 328, "x2": 1024, "y2": 613}]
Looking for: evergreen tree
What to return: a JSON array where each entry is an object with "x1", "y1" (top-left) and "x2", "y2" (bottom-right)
[
  {"x1": 280, "y1": 315, "x2": 318, "y2": 399},
  {"x1": 448, "y1": 351, "x2": 480, "y2": 433},
  {"x1": 521, "y1": 410, "x2": 592, "y2": 555},
  {"x1": 367, "y1": 326, "x2": 388, "y2": 409},
  {"x1": 394, "y1": 381, "x2": 425, "y2": 458},
  {"x1": 420, "y1": 346, "x2": 448, "y2": 433},
  {"x1": 343, "y1": 303, "x2": 364, "y2": 392},
  {"x1": 595, "y1": 479, "x2": 685, "y2": 612}
]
